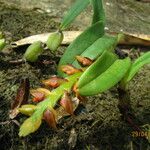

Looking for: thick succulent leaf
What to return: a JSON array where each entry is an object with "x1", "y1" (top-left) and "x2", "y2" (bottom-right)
[
  {"x1": 59, "y1": 0, "x2": 90, "y2": 30},
  {"x1": 46, "y1": 31, "x2": 63, "y2": 52},
  {"x1": 81, "y1": 35, "x2": 118, "y2": 59},
  {"x1": 58, "y1": 21, "x2": 105, "y2": 77},
  {"x1": 23, "y1": 41, "x2": 43, "y2": 62},
  {"x1": 91, "y1": 0, "x2": 105, "y2": 25},
  {"x1": 78, "y1": 57, "x2": 131, "y2": 96},
  {"x1": 121, "y1": 51, "x2": 150, "y2": 85},
  {"x1": 78, "y1": 51, "x2": 118, "y2": 88},
  {"x1": 72, "y1": 35, "x2": 118, "y2": 68}
]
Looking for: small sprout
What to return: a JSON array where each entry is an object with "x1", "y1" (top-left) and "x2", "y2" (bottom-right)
[
  {"x1": 76, "y1": 55, "x2": 93, "y2": 66},
  {"x1": 61, "y1": 64, "x2": 81, "y2": 75},
  {"x1": 23, "y1": 41, "x2": 44, "y2": 62},
  {"x1": 60, "y1": 91, "x2": 74, "y2": 115},
  {"x1": 18, "y1": 104, "x2": 36, "y2": 116},
  {"x1": 46, "y1": 30, "x2": 63, "y2": 52},
  {"x1": 42, "y1": 76, "x2": 68, "y2": 88},
  {"x1": 0, "y1": 39, "x2": 6, "y2": 51},
  {"x1": 43, "y1": 108, "x2": 57, "y2": 129}
]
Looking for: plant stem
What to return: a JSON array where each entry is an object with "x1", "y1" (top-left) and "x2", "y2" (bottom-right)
[
  {"x1": 19, "y1": 72, "x2": 83, "y2": 136},
  {"x1": 38, "y1": 72, "x2": 83, "y2": 110},
  {"x1": 117, "y1": 87, "x2": 131, "y2": 112}
]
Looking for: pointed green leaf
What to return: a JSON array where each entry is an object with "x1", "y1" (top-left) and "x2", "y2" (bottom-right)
[
  {"x1": 72, "y1": 35, "x2": 118, "y2": 68},
  {"x1": 81, "y1": 35, "x2": 118, "y2": 59},
  {"x1": 58, "y1": 21, "x2": 105, "y2": 77},
  {"x1": 60, "y1": 0, "x2": 90, "y2": 30},
  {"x1": 91, "y1": 0, "x2": 105, "y2": 25},
  {"x1": 121, "y1": 51, "x2": 150, "y2": 85},
  {"x1": 79, "y1": 57, "x2": 131, "y2": 96},
  {"x1": 78, "y1": 51, "x2": 118, "y2": 88}
]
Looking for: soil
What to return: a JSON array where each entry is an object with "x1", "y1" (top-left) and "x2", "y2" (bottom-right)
[{"x1": 0, "y1": 1, "x2": 150, "y2": 150}]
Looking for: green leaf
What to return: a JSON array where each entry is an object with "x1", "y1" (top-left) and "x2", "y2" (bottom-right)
[
  {"x1": 78, "y1": 57, "x2": 131, "y2": 96},
  {"x1": 60, "y1": 0, "x2": 90, "y2": 31},
  {"x1": 78, "y1": 51, "x2": 118, "y2": 88},
  {"x1": 72, "y1": 35, "x2": 118, "y2": 68},
  {"x1": 91, "y1": 0, "x2": 105, "y2": 25},
  {"x1": 81, "y1": 35, "x2": 118, "y2": 59},
  {"x1": 58, "y1": 21, "x2": 105, "y2": 77},
  {"x1": 121, "y1": 51, "x2": 150, "y2": 86}
]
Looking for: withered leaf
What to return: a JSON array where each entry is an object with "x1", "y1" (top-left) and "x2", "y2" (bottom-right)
[
  {"x1": 11, "y1": 31, "x2": 150, "y2": 48},
  {"x1": 43, "y1": 108, "x2": 57, "y2": 129},
  {"x1": 42, "y1": 76, "x2": 68, "y2": 88},
  {"x1": 56, "y1": 97, "x2": 80, "y2": 121},
  {"x1": 76, "y1": 55, "x2": 93, "y2": 66},
  {"x1": 9, "y1": 78, "x2": 30, "y2": 119},
  {"x1": 61, "y1": 65, "x2": 81, "y2": 75}
]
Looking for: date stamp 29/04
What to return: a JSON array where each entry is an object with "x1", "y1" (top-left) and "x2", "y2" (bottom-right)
[{"x1": 131, "y1": 131, "x2": 150, "y2": 138}]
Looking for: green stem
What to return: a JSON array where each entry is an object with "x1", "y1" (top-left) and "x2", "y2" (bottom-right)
[
  {"x1": 38, "y1": 72, "x2": 83, "y2": 109},
  {"x1": 19, "y1": 72, "x2": 83, "y2": 137}
]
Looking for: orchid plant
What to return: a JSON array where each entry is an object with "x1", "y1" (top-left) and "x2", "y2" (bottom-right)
[{"x1": 9, "y1": 0, "x2": 149, "y2": 137}]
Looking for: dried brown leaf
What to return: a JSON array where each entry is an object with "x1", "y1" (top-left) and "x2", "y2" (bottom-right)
[
  {"x1": 43, "y1": 108, "x2": 57, "y2": 129},
  {"x1": 42, "y1": 76, "x2": 68, "y2": 88},
  {"x1": 61, "y1": 65, "x2": 81, "y2": 75},
  {"x1": 9, "y1": 78, "x2": 30, "y2": 119},
  {"x1": 76, "y1": 56, "x2": 93, "y2": 66},
  {"x1": 11, "y1": 31, "x2": 150, "y2": 48}
]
